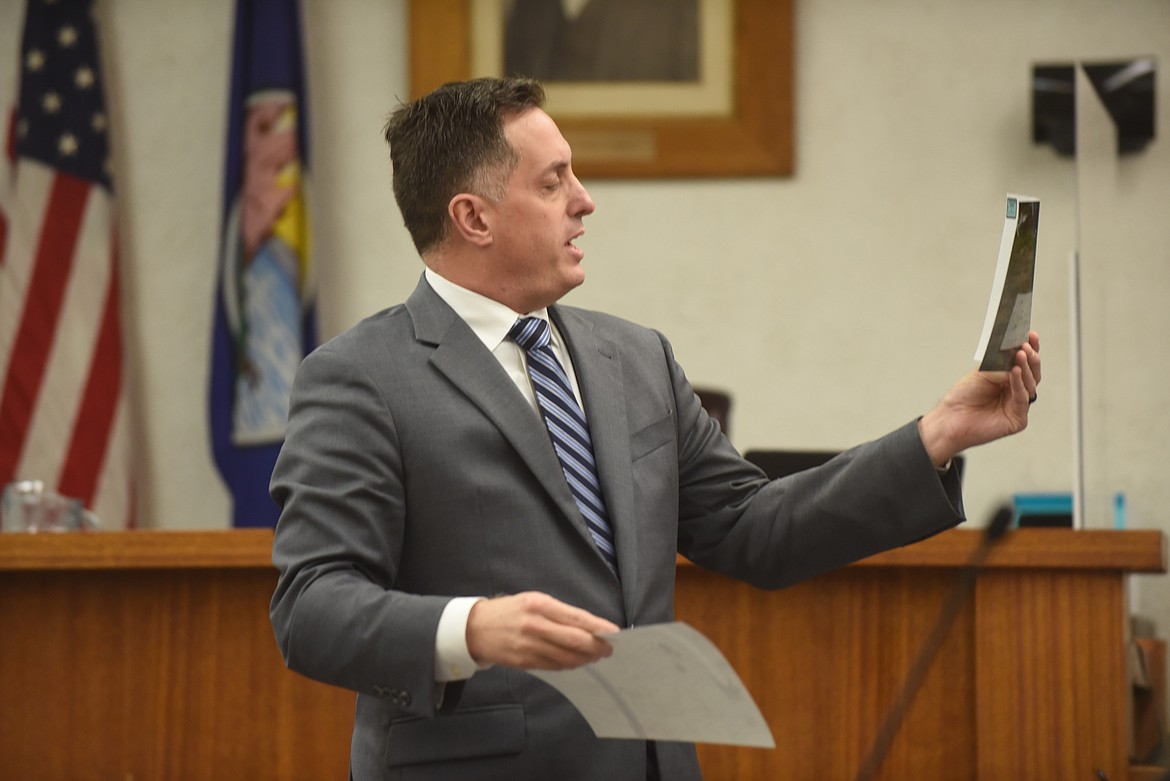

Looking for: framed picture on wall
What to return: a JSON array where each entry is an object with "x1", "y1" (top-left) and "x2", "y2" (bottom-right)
[{"x1": 408, "y1": 0, "x2": 793, "y2": 178}]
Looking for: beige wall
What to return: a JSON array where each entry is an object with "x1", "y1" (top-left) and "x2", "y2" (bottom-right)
[{"x1": 5, "y1": 1, "x2": 1166, "y2": 630}]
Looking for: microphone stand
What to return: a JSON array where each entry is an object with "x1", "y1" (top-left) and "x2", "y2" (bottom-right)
[{"x1": 853, "y1": 507, "x2": 1014, "y2": 781}]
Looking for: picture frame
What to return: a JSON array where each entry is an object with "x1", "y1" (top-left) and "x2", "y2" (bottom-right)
[{"x1": 408, "y1": 0, "x2": 794, "y2": 178}]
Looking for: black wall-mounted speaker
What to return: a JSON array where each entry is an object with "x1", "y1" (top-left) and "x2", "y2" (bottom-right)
[{"x1": 1032, "y1": 58, "x2": 1156, "y2": 156}]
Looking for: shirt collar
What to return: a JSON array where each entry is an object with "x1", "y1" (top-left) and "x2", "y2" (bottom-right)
[{"x1": 424, "y1": 267, "x2": 551, "y2": 352}]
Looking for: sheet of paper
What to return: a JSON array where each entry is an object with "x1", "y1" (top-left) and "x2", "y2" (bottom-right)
[
  {"x1": 531, "y1": 622, "x2": 775, "y2": 748},
  {"x1": 974, "y1": 194, "x2": 1040, "y2": 371}
]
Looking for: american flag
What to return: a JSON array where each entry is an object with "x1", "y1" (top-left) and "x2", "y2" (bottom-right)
[{"x1": 0, "y1": 0, "x2": 134, "y2": 528}]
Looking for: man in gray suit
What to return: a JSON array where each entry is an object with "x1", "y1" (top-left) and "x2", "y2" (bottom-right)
[{"x1": 270, "y1": 77, "x2": 1042, "y2": 780}]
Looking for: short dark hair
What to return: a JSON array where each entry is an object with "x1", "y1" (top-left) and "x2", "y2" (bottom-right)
[{"x1": 383, "y1": 77, "x2": 546, "y2": 255}]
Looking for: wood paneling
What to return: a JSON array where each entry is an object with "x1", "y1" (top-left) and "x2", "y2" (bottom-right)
[
  {"x1": 0, "y1": 537, "x2": 352, "y2": 780},
  {"x1": 676, "y1": 566, "x2": 977, "y2": 781},
  {"x1": 674, "y1": 528, "x2": 1164, "y2": 781},
  {"x1": 0, "y1": 528, "x2": 1163, "y2": 780},
  {"x1": 974, "y1": 571, "x2": 1129, "y2": 780}
]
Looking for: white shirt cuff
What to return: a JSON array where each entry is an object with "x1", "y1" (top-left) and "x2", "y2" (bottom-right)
[{"x1": 435, "y1": 596, "x2": 489, "y2": 682}]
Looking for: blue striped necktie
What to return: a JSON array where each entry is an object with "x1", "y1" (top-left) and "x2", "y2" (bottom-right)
[{"x1": 508, "y1": 317, "x2": 618, "y2": 577}]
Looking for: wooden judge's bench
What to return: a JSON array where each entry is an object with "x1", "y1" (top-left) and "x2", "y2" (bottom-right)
[{"x1": 0, "y1": 528, "x2": 1165, "y2": 780}]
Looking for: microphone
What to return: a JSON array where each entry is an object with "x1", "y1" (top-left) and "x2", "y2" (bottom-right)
[{"x1": 853, "y1": 506, "x2": 1014, "y2": 781}]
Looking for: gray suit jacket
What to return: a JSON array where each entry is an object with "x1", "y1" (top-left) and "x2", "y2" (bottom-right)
[{"x1": 270, "y1": 276, "x2": 964, "y2": 780}]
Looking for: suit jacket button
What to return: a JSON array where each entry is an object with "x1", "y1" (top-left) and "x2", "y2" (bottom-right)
[{"x1": 394, "y1": 690, "x2": 412, "y2": 706}]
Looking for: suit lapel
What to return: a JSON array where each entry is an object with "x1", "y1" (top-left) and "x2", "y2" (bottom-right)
[
  {"x1": 406, "y1": 279, "x2": 593, "y2": 554},
  {"x1": 551, "y1": 307, "x2": 640, "y2": 614}
]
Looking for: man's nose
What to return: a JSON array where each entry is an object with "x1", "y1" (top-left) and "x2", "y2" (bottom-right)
[{"x1": 573, "y1": 177, "x2": 595, "y2": 216}]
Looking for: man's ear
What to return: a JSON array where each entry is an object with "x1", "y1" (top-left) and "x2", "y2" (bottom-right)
[{"x1": 448, "y1": 194, "x2": 493, "y2": 248}]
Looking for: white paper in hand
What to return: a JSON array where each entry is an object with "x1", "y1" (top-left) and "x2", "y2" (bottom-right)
[{"x1": 531, "y1": 622, "x2": 775, "y2": 748}]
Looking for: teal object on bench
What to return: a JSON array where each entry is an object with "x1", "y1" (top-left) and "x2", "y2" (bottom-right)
[{"x1": 1012, "y1": 492, "x2": 1073, "y2": 527}]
